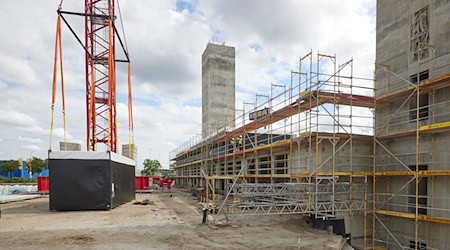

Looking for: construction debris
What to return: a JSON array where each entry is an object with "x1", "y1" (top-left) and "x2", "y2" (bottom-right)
[{"x1": 132, "y1": 199, "x2": 154, "y2": 206}]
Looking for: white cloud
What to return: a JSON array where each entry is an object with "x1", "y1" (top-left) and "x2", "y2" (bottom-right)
[
  {"x1": 22, "y1": 144, "x2": 41, "y2": 152},
  {"x1": 0, "y1": 110, "x2": 38, "y2": 127},
  {"x1": 0, "y1": 0, "x2": 376, "y2": 168},
  {"x1": 18, "y1": 136, "x2": 42, "y2": 144}
]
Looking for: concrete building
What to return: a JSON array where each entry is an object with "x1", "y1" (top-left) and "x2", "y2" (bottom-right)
[
  {"x1": 374, "y1": 0, "x2": 450, "y2": 249},
  {"x1": 59, "y1": 142, "x2": 81, "y2": 151},
  {"x1": 202, "y1": 43, "x2": 235, "y2": 138},
  {"x1": 122, "y1": 144, "x2": 137, "y2": 160},
  {"x1": 172, "y1": 50, "x2": 374, "y2": 245},
  {"x1": 172, "y1": 2, "x2": 450, "y2": 248}
]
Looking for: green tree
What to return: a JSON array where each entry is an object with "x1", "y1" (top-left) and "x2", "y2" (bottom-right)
[
  {"x1": 0, "y1": 160, "x2": 20, "y2": 178},
  {"x1": 141, "y1": 159, "x2": 161, "y2": 176},
  {"x1": 26, "y1": 157, "x2": 46, "y2": 175}
]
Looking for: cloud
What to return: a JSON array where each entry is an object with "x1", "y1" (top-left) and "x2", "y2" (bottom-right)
[
  {"x1": 18, "y1": 136, "x2": 42, "y2": 144},
  {"x1": 0, "y1": 0, "x2": 376, "y2": 168},
  {"x1": 22, "y1": 144, "x2": 41, "y2": 152},
  {"x1": 118, "y1": 0, "x2": 212, "y2": 98},
  {"x1": 0, "y1": 110, "x2": 38, "y2": 127},
  {"x1": 198, "y1": 0, "x2": 375, "y2": 87}
]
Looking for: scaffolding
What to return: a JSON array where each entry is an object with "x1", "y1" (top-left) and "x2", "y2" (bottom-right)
[
  {"x1": 170, "y1": 51, "x2": 374, "y2": 244},
  {"x1": 369, "y1": 50, "x2": 450, "y2": 249},
  {"x1": 172, "y1": 52, "x2": 450, "y2": 249}
]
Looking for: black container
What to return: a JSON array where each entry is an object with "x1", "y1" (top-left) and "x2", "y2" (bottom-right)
[
  {"x1": 49, "y1": 151, "x2": 135, "y2": 211},
  {"x1": 311, "y1": 215, "x2": 330, "y2": 230},
  {"x1": 310, "y1": 215, "x2": 346, "y2": 237},
  {"x1": 329, "y1": 218, "x2": 346, "y2": 237}
]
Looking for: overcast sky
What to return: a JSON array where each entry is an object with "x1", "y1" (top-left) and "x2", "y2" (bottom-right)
[{"x1": 0, "y1": 0, "x2": 375, "y2": 169}]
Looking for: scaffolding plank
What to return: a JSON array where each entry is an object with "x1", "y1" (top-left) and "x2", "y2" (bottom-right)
[
  {"x1": 174, "y1": 159, "x2": 202, "y2": 168},
  {"x1": 376, "y1": 74, "x2": 450, "y2": 104},
  {"x1": 207, "y1": 176, "x2": 234, "y2": 180},
  {"x1": 374, "y1": 171, "x2": 414, "y2": 176},
  {"x1": 419, "y1": 121, "x2": 450, "y2": 133},
  {"x1": 420, "y1": 215, "x2": 450, "y2": 224},
  {"x1": 374, "y1": 170, "x2": 450, "y2": 176},
  {"x1": 375, "y1": 209, "x2": 450, "y2": 225},
  {"x1": 376, "y1": 85, "x2": 415, "y2": 103},
  {"x1": 421, "y1": 170, "x2": 450, "y2": 176},
  {"x1": 419, "y1": 73, "x2": 450, "y2": 89},
  {"x1": 213, "y1": 91, "x2": 373, "y2": 143},
  {"x1": 377, "y1": 120, "x2": 450, "y2": 140},
  {"x1": 176, "y1": 176, "x2": 203, "y2": 178},
  {"x1": 374, "y1": 209, "x2": 415, "y2": 219}
]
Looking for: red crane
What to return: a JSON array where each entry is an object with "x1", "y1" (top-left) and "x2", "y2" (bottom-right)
[
  {"x1": 50, "y1": 0, "x2": 133, "y2": 153},
  {"x1": 85, "y1": 0, "x2": 117, "y2": 152}
]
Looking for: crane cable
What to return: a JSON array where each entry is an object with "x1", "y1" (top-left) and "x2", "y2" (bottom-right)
[
  {"x1": 107, "y1": 19, "x2": 117, "y2": 152},
  {"x1": 107, "y1": 19, "x2": 113, "y2": 151},
  {"x1": 49, "y1": 14, "x2": 67, "y2": 151},
  {"x1": 117, "y1": 0, "x2": 135, "y2": 157},
  {"x1": 116, "y1": 0, "x2": 129, "y2": 54},
  {"x1": 128, "y1": 63, "x2": 134, "y2": 157},
  {"x1": 89, "y1": 51, "x2": 96, "y2": 151},
  {"x1": 59, "y1": 15, "x2": 67, "y2": 151}
]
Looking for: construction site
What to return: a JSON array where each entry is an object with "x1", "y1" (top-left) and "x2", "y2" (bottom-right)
[
  {"x1": 170, "y1": 1, "x2": 450, "y2": 249},
  {"x1": 1, "y1": 0, "x2": 450, "y2": 250}
]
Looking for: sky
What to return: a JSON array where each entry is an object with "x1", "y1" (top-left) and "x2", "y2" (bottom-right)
[{"x1": 0, "y1": 0, "x2": 376, "y2": 170}]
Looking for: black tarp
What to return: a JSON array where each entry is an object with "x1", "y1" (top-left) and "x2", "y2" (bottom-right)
[
  {"x1": 111, "y1": 160, "x2": 135, "y2": 208},
  {"x1": 49, "y1": 151, "x2": 135, "y2": 211},
  {"x1": 310, "y1": 216, "x2": 346, "y2": 237}
]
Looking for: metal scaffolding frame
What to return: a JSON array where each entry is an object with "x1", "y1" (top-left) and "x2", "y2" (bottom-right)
[
  {"x1": 368, "y1": 56, "x2": 450, "y2": 249},
  {"x1": 170, "y1": 51, "x2": 374, "y2": 244}
]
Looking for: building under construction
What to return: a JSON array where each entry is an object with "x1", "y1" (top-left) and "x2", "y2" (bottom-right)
[
  {"x1": 371, "y1": 0, "x2": 450, "y2": 249},
  {"x1": 171, "y1": 1, "x2": 450, "y2": 249},
  {"x1": 172, "y1": 42, "x2": 375, "y2": 246}
]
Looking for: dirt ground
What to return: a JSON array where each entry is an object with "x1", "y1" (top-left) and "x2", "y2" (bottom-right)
[{"x1": 0, "y1": 188, "x2": 344, "y2": 249}]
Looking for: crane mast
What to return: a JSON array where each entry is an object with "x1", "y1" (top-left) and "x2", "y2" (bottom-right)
[
  {"x1": 85, "y1": 0, "x2": 117, "y2": 152},
  {"x1": 53, "y1": 0, "x2": 132, "y2": 153}
]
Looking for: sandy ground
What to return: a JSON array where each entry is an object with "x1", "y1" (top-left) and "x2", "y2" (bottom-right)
[{"x1": 0, "y1": 188, "x2": 343, "y2": 249}]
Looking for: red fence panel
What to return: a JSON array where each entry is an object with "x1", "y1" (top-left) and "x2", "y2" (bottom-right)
[{"x1": 37, "y1": 176, "x2": 49, "y2": 192}]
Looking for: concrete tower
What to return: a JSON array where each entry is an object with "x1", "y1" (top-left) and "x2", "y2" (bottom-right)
[{"x1": 202, "y1": 43, "x2": 235, "y2": 138}]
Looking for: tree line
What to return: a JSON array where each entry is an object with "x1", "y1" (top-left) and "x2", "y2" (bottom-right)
[
  {"x1": 1, "y1": 157, "x2": 172, "y2": 178},
  {"x1": 0, "y1": 157, "x2": 46, "y2": 177}
]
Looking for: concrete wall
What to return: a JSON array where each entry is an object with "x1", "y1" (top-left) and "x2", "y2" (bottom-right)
[
  {"x1": 291, "y1": 139, "x2": 373, "y2": 174},
  {"x1": 376, "y1": 0, "x2": 450, "y2": 97},
  {"x1": 375, "y1": 217, "x2": 450, "y2": 249},
  {"x1": 59, "y1": 142, "x2": 81, "y2": 151},
  {"x1": 122, "y1": 144, "x2": 137, "y2": 160},
  {"x1": 202, "y1": 43, "x2": 235, "y2": 138},
  {"x1": 376, "y1": 0, "x2": 450, "y2": 248}
]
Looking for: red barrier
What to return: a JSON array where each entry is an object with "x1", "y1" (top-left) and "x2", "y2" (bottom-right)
[
  {"x1": 135, "y1": 176, "x2": 143, "y2": 190},
  {"x1": 37, "y1": 176, "x2": 49, "y2": 192},
  {"x1": 135, "y1": 176, "x2": 151, "y2": 191},
  {"x1": 136, "y1": 176, "x2": 149, "y2": 190},
  {"x1": 142, "y1": 176, "x2": 150, "y2": 189},
  {"x1": 138, "y1": 176, "x2": 171, "y2": 190}
]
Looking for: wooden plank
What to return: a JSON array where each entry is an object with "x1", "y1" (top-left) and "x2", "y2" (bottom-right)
[{"x1": 419, "y1": 121, "x2": 450, "y2": 133}]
